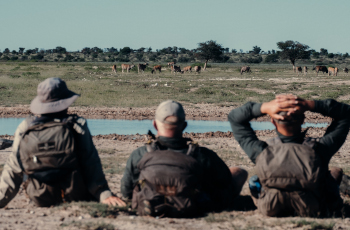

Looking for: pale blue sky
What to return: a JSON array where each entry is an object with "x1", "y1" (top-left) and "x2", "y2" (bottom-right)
[{"x1": 0, "y1": 0, "x2": 349, "y2": 53}]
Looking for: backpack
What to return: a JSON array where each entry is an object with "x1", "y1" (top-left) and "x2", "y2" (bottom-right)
[
  {"x1": 131, "y1": 140, "x2": 203, "y2": 217},
  {"x1": 17, "y1": 116, "x2": 91, "y2": 207},
  {"x1": 255, "y1": 137, "x2": 326, "y2": 216}
]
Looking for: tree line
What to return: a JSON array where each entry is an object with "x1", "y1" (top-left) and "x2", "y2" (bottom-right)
[{"x1": 0, "y1": 41, "x2": 349, "y2": 67}]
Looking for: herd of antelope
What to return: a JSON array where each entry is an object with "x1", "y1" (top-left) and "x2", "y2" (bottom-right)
[
  {"x1": 111, "y1": 62, "x2": 201, "y2": 74},
  {"x1": 293, "y1": 65, "x2": 349, "y2": 76},
  {"x1": 111, "y1": 63, "x2": 349, "y2": 77}
]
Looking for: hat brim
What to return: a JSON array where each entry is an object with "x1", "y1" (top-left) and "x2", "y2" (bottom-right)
[{"x1": 30, "y1": 94, "x2": 79, "y2": 114}]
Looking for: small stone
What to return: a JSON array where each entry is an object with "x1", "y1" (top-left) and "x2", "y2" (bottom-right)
[
  {"x1": 78, "y1": 216, "x2": 83, "y2": 220},
  {"x1": 169, "y1": 220, "x2": 175, "y2": 224},
  {"x1": 129, "y1": 216, "x2": 135, "y2": 219},
  {"x1": 59, "y1": 217, "x2": 65, "y2": 221},
  {"x1": 30, "y1": 211, "x2": 35, "y2": 214}
]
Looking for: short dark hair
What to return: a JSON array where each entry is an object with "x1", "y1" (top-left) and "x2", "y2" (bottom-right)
[{"x1": 274, "y1": 112, "x2": 305, "y2": 125}]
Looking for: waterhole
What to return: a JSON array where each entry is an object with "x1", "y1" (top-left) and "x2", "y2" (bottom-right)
[{"x1": 0, "y1": 118, "x2": 328, "y2": 136}]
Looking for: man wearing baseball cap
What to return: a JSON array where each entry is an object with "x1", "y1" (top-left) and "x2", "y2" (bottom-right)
[
  {"x1": 121, "y1": 100, "x2": 247, "y2": 216},
  {"x1": 0, "y1": 78, "x2": 125, "y2": 208}
]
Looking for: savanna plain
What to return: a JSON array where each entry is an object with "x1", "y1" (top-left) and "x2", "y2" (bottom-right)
[{"x1": 1, "y1": 62, "x2": 350, "y2": 229}]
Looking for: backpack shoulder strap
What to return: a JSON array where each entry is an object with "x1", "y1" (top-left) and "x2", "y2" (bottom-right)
[
  {"x1": 265, "y1": 137, "x2": 283, "y2": 146},
  {"x1": 186, "y1": 141, "x2": 199, "y2": 156},
  {"x1": 302, "y1": 137, "x2": 316, "y2": 149},
  {"x1": 145, "y1": 140, "x2": 160, "y2": 153}
]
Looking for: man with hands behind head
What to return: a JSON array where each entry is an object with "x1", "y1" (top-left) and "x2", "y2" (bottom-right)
[{"x1": 228, "y1": 95, "x2": 350, "y2": 217}]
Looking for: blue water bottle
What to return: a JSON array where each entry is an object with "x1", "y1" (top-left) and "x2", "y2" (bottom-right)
[{"x1": 249, "y1": 175, "x2": 261, "y2": 198}]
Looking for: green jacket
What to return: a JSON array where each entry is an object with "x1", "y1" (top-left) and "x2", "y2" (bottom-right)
[
  {"x1": 0, "y1": 115, "x2": 112, "y2": 208},
  {"x1": 228, "y1": 99, "x2": 350, "y2": 165},
  {"x1": 121, "y1": 136, "x2": 234, "y2": 209}
]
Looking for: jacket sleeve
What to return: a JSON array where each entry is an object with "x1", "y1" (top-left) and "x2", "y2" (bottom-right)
[
  {"x1": 313, "y1": 99, "x2": 350, "y2": 162},
  {"x1": 120, "y1": 147, "x2": 146, "y2": 199},
  {"x1": 228, "y1": 102, "x2": 268, "y2": 163},
  {"x1": 0, "y1": 120, "x2": 27, "y2": 208},
  {"x1": 73, "y1": 117, "x2": 112, "y2": 202}
]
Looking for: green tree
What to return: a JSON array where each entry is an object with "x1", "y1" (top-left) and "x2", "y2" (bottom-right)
[
  {"x1": 277, "y1": 40, "x2": 311, "y2": 71},
  {"x1": 252, "y1": 46, "x2": 261, "y2": 54},
  {"x1": 320, "y1": 48, "x2": 328, "y2": 56},
  {"x1": 120, "y1": 47, "x2": 131, "y2": 55},
  {"x1": 196, "y1": 40, "x2": 224, "y2": 70},
  {"x1": 18, "y1": 47, "x2": 25, "y2": 55}
]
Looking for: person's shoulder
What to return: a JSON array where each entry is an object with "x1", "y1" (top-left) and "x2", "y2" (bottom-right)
[
  {"x1": 196, "y1": 146, "x2": 219, "y2": 159},
  {"x1": 197, "y1": 146, "x2": 217, "y2": 154},
  {"x1": 132, "y1": 145, "x2": 148, "y2": 154},
  {"x1": 69, "y1": 115, "x2": 86, "y2": 125},
  {"x1": 129, "y1": 145, "x2": 148, "y2": 163},
  {"x1": 17, "y1": 116, "x2": 35, "y2": 132}
]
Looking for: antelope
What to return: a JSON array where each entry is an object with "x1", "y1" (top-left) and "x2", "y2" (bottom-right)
[{"x1": 121, "y1": 64, "x2": 135, "y2": 73}]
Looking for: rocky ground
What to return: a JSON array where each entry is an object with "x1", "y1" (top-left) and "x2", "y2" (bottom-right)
[
  {"x1": 0, "y1": 105, "x2": 332, "y2": 123},
  {"x1": 0, "y1": 106, "x2": 348, "y2": 230}
]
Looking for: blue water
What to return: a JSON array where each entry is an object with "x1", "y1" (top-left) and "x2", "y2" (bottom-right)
[{"x1": 0, "y1": 118, "x2": 328, "y2": 136}]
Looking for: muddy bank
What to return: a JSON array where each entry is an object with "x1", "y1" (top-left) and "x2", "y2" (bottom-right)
[
  {"x1": 0, "y1": 105, "x2": 331, "y2": 122},
  {"x1": 1, "y1": 127, "x2": 326, "y2": 143}
]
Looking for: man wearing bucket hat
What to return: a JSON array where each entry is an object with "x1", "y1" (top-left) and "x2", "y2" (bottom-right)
[
  {"x1": 228, "y1": 95, "x2": 350, "y2": 216},
  {"x1": 121, "y1": 100, "x2": 247, "y2": 217},
  {"x1": 0, "y1": 78, "x2": 125, "y2": 208}
]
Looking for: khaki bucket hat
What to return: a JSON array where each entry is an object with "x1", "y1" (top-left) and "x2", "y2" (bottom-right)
[{"x1": 30, "y1": 78, "x2": 79, "y2": 114}]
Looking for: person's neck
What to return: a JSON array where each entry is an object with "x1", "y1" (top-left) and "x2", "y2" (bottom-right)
[{"x1": 276, "y1": 130, "x2": 305, "y2": 144}]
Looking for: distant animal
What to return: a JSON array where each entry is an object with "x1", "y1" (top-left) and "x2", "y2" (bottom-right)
[
  {"x1": 121, "y1": 64, "x2": 135, "y2": 73},
  {"x1": 328, "y1": 67, "x2": 336, "y2": 76},
  {"x1": 151, "y1": 65, "x2": 162, "y2": 74},
  {"x1": 167, "y1": 62, "x2": 176, "y2": 66},
  {"x1": 312, "y1": 66, "x2": 328, "y2": 76},
  {"x1": 182, "y1": 66, "x2": 192, "y2": 73},
  {"x1": 193, "y1": 66, "x2": 201, "y2": 74},
  {"x1": 240, "y1": 66, "x2": 251, "y2": 75},
  {"x1": 112, "y1": 65, "x2": 117, "y2": 73},
  {"x1": 303, "y1": 66, "x2": 308, "y2": 76},
  {"x1": 296, "y1": 66, "x2": 302, "y2": 76},
  {"x1": 170, "y1": 65, "x2": 182, "y2": 74},
  {"x1": 138, "y1": 63, "x2": 148, "y2": 74},
  {"x1": 343, "y1": 67, "x2": 349, "y2": 76},
  {"x1": 334, "y1": 67, "x2": 339, "y2": 76}
]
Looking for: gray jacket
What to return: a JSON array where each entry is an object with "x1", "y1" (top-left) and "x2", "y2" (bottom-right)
[{"x1": 0, "y1": 116, "x2": 112, "y2": 208}]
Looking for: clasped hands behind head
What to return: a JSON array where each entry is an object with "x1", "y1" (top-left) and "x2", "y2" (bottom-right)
[{"x1": 262, "y1": 94, "x2": 314, "y2": 121}]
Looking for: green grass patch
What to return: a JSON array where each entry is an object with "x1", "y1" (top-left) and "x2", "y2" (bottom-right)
[
  {"x1": 292, "y1": 220, "x2": 334, "y2": 230},
  {"x1": 9, "y1": 74, "x2": 21, "y2": 78},
  {"x1": 1, "y1": 62, "x2": 350, "y2": 107},
  {"x1": 58, "y1": 201, "x2": 135, "y2": 218},
  {"x1": 260, "y1": 68, "x2": 277, "y2": 72},
  {"x1": 22, "y1": 72, "x2": 40, "y2": 77}
]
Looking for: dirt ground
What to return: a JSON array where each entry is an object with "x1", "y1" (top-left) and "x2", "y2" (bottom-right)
[
  {"x1": 0, "y1": 104, "x2": 332, "y2": 123},
  {"x1": 0, "y1": 106, "x2": 348, "y2": 230}
]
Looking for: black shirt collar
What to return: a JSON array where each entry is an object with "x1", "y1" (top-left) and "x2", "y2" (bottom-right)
[
  {"x1": 276, "y1": 129, "x2": 306, "y2": 144},
  {"x1": 157, "y1": 136, "x2": 189, "y2": 149}
]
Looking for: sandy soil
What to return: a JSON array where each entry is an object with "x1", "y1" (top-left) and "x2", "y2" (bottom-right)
[{"x1": 0, "y1": 106, "x2": 347, "y2": 230}]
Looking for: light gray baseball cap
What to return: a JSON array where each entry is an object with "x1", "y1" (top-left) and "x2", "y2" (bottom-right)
[
  {"x1": 30, "y1": 78, "x2": 79, "y2": 114},
  {"x1": 155, "y1": 100, "x2": 185, "y2": 125}
]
